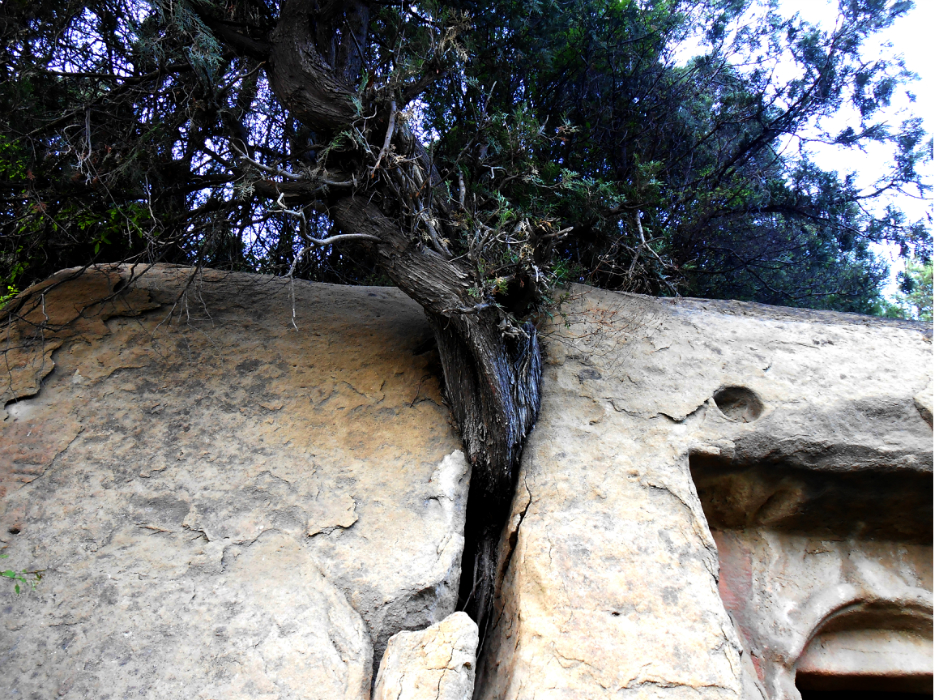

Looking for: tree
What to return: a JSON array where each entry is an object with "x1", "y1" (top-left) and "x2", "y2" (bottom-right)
[
  {"x1": 879, "y1": 257, "x2": 933, "y2": 321},
  {"x1": 430, "y1": 0, "x2": 930, "y2": 310},
  {"x1": 1, "y1": 0, "x2": 930, "y2": 630},
  {"x1": 903, "y1": 259, "x2": 933, "y2": 322}
]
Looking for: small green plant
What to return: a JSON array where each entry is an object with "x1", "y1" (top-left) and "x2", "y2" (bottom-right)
[
  {"x1": 0, "y1": 284, "x2": 19, "y2": 310},
  {"x1": 1, "y1": 554, "x2": 43, "y2": 594}
]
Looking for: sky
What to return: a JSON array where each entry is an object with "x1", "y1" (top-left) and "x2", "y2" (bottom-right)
[
  {"x1": 674, "y1": 0, "x2": 932, "y2": 296},
  {"x1": 766, "y1": 0, "x2": 933, "y2": 294},
  {"x1": 775, "y1": 0, "x2": 932, "y2": 198}
]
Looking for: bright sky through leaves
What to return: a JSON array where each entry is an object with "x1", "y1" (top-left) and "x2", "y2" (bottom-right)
[
  {"x1": 776, "y1": 0, "x2": 932, "y2": 293},
  {"x1": 675, "y1": 0, "x2": 932, "y2": 296}
]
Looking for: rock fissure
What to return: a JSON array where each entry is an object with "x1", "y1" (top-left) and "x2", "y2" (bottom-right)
[
  {"x1": 3, "y1": 269, "x2": 931, "y2": 700},
  {"x1": 496, "y1": 482, "x2": 532, "y2": 571}
]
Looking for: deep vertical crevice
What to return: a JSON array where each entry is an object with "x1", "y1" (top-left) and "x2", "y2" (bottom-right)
[{"x1": 455, "y1": 480, "x2": 514, "y2": 642}]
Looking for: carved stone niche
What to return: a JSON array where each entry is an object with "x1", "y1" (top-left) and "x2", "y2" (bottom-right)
[
  {"x1": 795, "y1": 601, "x2": 932, "y2": 695},
  {"x1": 690, "y1": 452, "x2": 933, "y2": 700}
]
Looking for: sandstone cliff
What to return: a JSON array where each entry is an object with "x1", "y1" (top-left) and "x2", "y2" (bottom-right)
[
  {"x1": 1, "y1": 266, "x2": 930, "y2": 700},
  {"x1": 1, "y1": 266, "x2": 469, "y2": 697}
]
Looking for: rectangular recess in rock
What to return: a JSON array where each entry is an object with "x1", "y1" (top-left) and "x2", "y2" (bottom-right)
[{"x1": 690, "y1": 453, "x2": 934, "y2": 700}]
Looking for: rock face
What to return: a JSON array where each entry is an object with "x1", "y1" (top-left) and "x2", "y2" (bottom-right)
[
  {"x1": 476, "y1": 287, "x2": 932, "y2": 700},
  {"x1": 2, "y1": 530, "x2": 373, "y2": 699},
  {"x1": 2, "y1": 269, "x2": 931, "y2": 700},
  {"x1": 1, "y1": 265, "x2": 469, "y2": 697},
  {"x1": 373, "y1": 612, "x2": 479, "y2": 700}
]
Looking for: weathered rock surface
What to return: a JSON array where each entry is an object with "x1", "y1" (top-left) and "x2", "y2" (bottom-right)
[
  {"x1": 2, "y1": 270, "x2": 930, "y2": 700},
  {"x1": 0, "y1": 267, "x2": 159, "y2": 415},
  {"x1": 1, "y1": 265, "x2": 469, "y2": 697},
  {"x1": 713, "y1": 529, "x2": 932, "y2": 698},
  {"x1": 5, "y1": 530, "x2": 373, "y2": 699},
  {"x1": 476, "y1": 287, "x2": 932, "y2": 700},
  {"x1": 373, "y1": 612, "x2": 478, "y2": 700}
]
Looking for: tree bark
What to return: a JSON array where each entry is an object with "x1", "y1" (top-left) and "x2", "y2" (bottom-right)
[
  {"x1": 332, "y1": 196, "x2": 541, "y2": 634},
  {"x1": 266, "y1": 0, "x2": 360, "y2": 130},
  {"x1": 332, "y1": 197, "x2": 542, "y2": 504},
  {"x1": 210, "y1": 0, "x2": 543, "y2": 633}
]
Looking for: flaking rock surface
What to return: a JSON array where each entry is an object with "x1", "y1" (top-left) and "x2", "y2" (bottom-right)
[
  {"x1": 2, "y1": 269, "x2": 930, "y2": 700},
  {"x1": 0, "y1": 265, "x2": 469, "y2": 698},
  {"x1": 373, "y1": 611, "x2": 478, "y2": 700}
]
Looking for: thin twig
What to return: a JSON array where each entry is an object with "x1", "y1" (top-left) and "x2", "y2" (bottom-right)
[
  {"x1": 370, "y1": 101, "x2": 397, "y2": 177},
  {"x1": 232, "y1": 144, "x2": 303, "y2": 180}
]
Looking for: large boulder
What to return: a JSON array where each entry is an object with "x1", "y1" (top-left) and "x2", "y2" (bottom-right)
[
  {"x1": 2, "y1": 269, "x2": 930, "y2": 700},
  {"x1": 476, "y1": 287, "x2": 932, "y2": 700},
  {"x1": 5, "y1": 530, "x2": 373, "y2": 699},
  {"x1": 0, "y1": 265, "x2": 470, "y2": 698}
]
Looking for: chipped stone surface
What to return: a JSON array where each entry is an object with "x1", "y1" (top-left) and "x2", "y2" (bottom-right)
[
  {"x1": 712, "y1": 530, "x2": 932, "y2": 699},
  {"x1": 0, "y1": 267, "x2": 159, "y2": 497},
  {"x1": 0, "y1": 266, "x2": 158, "y2": 407},
  {"x1": 796, "y1": 627, "x2": 932, "y2": 693},
  {"x1": 1, "y1": 265, "x2": 470, "y2": 697},
  {"x1": 915, "y1": 379, "x2": 933, "y2": 427},
  {"x1": 373, "y1": 612, "x2": 478, "y2": 700},
  {"x1": 476, "y1": 286, "x2": 932, "y2": 700}
]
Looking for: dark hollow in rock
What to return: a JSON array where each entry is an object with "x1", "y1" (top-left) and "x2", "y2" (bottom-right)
[
  {"x1": 713, "y1": 385, "x2": 765, "y2": 422},
  {"x1": 690, "y1": 457, "x2": 933, "y2": 542}
]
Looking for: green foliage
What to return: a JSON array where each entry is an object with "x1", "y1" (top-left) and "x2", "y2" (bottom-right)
[
  {"x1": 0, "y1": 134, "x2": 29, "y2": 182},
  {"x1": 904, "y1": 259, "x2": 934, "y2": 322},
  {"x1": 881, "y1": 257, "x2": 933, "y2": 321},
  {"x1": 0, "y1": 0, "x2": 929, "y2": 315},
  {"x1": 0, "y1": 284, "x2": 20, "y2": 309},
  {"x1": 0, "y1": 554, "x2": 43, "y2": 595},
  {"x1": 419, "y1": 0, "x2": 930, "y2": 311}
]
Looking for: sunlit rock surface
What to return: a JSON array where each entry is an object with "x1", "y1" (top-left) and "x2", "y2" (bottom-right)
[
  {"x1": 476, "y1": 287, "x2": 932, "y2": 700},
  {"x1": 2, "y1": 268, "x2": 930, "y2": 700},
  {"x1": 0, "y1": 265, "x2": 469, "y2": 697},
  {"x1": 373, "y1": 611, "x2": 478, "y2": 700}
]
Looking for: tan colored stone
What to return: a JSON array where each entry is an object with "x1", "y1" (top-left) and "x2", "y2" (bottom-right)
[
  {"x1": 1, "y1": 265, "x2": 471, "y2": 697},
  {"x1": 1, "y1": 266, "x2": 159, "y2": 406},
  {"x1": 712, "y1": 529, "x2": 932, "y2": 699},
  {"x1": 796, "y1": 628, "x2": 932, "y2": 682},
  {"x1": 914, "y1": 378, "x2": 933, "y2": 426},
  {"x1": 374, "y1": 612, "x2": 479, "y2": 700},
  {"x1": 1, "y1": 267, "x2": 160, "y2": 496},
  {"x1": 477, "y1": 287, "x2": 932, "y2": 700},
  {"x1": 3, "y1": 271, "x2": 930, "y2": 700},
  {"x1": 2, "y1": 530, "x2": 372, "y2": 699}
]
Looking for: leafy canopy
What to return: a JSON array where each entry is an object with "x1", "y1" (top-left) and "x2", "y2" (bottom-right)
[{"x1": 0, "y1": 0, "x2": 930, "y2": 316}]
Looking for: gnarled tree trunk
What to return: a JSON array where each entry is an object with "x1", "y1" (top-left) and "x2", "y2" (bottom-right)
[
  {"x1": 332, "y1": 194, "x2": 541, "y2": 634},
  {"x1": 200, "y1": 0, "x2": 543, "y2": 634}
]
